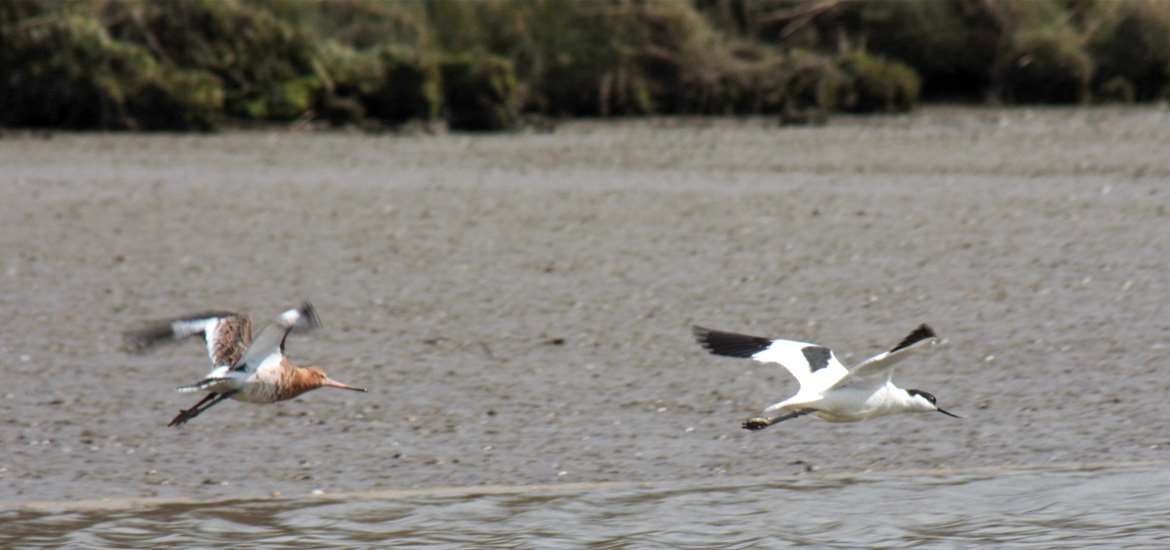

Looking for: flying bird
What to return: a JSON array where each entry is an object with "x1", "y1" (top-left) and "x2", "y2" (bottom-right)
[
  {"x1": 125, "y1": 302, "x2": 366, "y2": 427},
  {"x1": 693, "y1": 323, "x2": 958, "y2": 430}
]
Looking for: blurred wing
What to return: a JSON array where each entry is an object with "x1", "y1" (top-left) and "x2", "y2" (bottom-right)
[
  {"x1": 124, "y1": 311, "x2": 252, "y2": 367},
  {"x1": 831, "y1": 324, "x2": 938, "y2": 389},
  {"x1": 232, "y1": 302, "x2": 320, "y2": 372},
  {"x1": 693, "y1": 326, "x2": 848, "y2": 391}
]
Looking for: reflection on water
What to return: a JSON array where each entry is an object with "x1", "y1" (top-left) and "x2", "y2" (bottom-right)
[{"x1": 4, "y1": 465, "x2": 1168, "y2": 548}]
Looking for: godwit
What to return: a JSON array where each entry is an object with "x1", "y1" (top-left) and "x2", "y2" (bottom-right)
[
  {"x1": 125, "y1": 302, "x2": 366, "y2": 427},
  {"x1": 693, "y1": 324, "x2": 959, "y2": 430}
]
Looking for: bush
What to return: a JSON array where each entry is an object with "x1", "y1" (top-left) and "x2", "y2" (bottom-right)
[
  {"x1": 479, "y1": 1, "x2": 657, "y2": 116},
  {"x1": 0, "y1": 15, "x2": 222, "y2": 130},
  {"x1": 130, "y1": 67, "x2": 224, "y2": 130},
  {"x1": 251, "y1": 0, "x2": 429, "y2": 50},
  {"x1": 440, "y1": 54, "x2": 519, "y2": 131},
  {"x1": 1000, "y1": 28, "x2": 1092, "y2": 104},
  {"x1": 422, "y1": 1, "x2": 787, "y2": 117},
  {"x1": 105, "y1": 0, "x2": 321, "y2": 121},
  {"x1": 634, "y1": 3, "x2": 787, "y2": 115},
  {"x1": 366, "y1": 46, "x2": 441, "y2": 124},
  {"x1": 679, "y1": 41, "x2": 788, "y2": 115},
  {"x1": 1096, "y1": 76, "x2": 1135, "y2": 103},
  {"x1": 831, "y1": 0, "x2": 1001, "y2": 99},
  {"x1": 836, "y1": 51, "x2": 920, "y2": 112},
  {"x1": 20, "y1": 0, "x2": 1170, "y2": 131},
  {"x1": 782, "y1": 49, "x2": 848, "y2": 112},
  {"x1": 1088, "y1": 0, "x2": 1170, "y2": 100},
  {"x1": 0, "y1": 16, "x2": 143, "y2": 128},
  {"x1": 0, "y1": 0, "x2": 55, "y2": 26},
  {"x1": 317, "y1": 42, "x2": 440, "y2": 127}
]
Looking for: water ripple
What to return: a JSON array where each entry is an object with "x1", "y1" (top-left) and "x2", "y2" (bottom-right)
[{"x1": 4, "y1": 465, "x2": 1169, "y2": 548}]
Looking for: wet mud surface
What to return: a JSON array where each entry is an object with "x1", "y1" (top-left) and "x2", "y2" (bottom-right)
[{"x1": 1, "y1": 107, "x2": 1167, "y2": 502}]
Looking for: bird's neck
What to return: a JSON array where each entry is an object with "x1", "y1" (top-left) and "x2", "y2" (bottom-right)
[
  {"x1": 278, "y1": 363, "x2": 318, "y2": 400},
  {"x1": 889, "y1": 386, "x2": 919, "y2": 406},
  {"x1": 891, "y1": 386, "x2": 933, "y2": 411}
]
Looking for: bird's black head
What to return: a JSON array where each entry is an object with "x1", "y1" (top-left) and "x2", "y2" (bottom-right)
[
  {"x1": 907, "y1": 388, "x2": 936, "y2": 404},
  {"x1": 907, "y1": 389, "x2": 960, "y2": 418}
]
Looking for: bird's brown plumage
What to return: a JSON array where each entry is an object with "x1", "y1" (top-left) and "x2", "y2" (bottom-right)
[{"x1": 209, "y1": 316, "x2": 252, "y2": 367}]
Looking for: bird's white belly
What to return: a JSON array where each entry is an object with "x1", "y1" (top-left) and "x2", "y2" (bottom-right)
[
  {"x1": 814, "y1": 386, "x2": 902, "y2": 422},
  {"x1": 813, "y1": 410, "x2": 866, "y2": 422},
  {"x1": 228, "y1": 366, "x2": 285, "y2": 403},
  {"x1": 230, "y1": 383, "x2": 280, "y2": 403}
]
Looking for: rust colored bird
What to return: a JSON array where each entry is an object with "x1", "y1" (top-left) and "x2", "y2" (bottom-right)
[{"x1": 125, "y1": 302, "x2": 366, "y2": 427}]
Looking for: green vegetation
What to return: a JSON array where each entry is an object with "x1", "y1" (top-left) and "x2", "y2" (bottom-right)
[
  {"x1": 783, "y1": 49, "x2": 847, "y2": 113},
  {"x1": 1087, "y1": 0, "x2": 1170, "y2": 101},
  {"x1": 1, "y1": 0, "x2": 1167, "y2": 132},
  {"x1": 0, "y1": 14, "x2": 223, "y2": 130},
  {"x1": 318, "y1": 43, "x2": 440, "y2": 126},
  {"x1": 440, "y1": 53, "x2": 517, "y2": 131},
  {"x1": 1000, "y1": 27, "x2": 1092, "y2": 104},
  {"x1": 836, "y1": 51, "x2": 920, "y2": 112}
]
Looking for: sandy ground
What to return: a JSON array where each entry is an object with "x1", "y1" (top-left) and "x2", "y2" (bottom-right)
[{"x1": 0, "y1": 107, "x2": 1167, "y2": 503}]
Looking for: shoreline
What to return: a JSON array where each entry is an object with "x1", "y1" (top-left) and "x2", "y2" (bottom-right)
[{"x1": 6, "y1": 460, "x2": 1165, "y2": 512}]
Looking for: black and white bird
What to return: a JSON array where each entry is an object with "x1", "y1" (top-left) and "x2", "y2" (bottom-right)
[
  {"x1": 693, "y1": 324, "x2": 959, "y2": 430},
  {"x1": 125, "y1": 302, "x2": 366, "y2": 427}
]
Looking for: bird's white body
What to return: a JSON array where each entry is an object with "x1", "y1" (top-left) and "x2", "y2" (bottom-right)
[
  {"x1": 693, "y1": 324, "x2": 956, "y2": 429},
  {"x1": 778, "y1": 380, "x2": 934, "y2": 423},
  {"x1": 187, "y1": 353, "x2": 288, "y2": 404}
]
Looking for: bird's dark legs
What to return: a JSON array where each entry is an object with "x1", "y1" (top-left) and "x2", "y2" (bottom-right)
[
  {"x1": 170, "y1": 392, "x2": 217, "y2": 426},
  {"x1": 742, "y1": 409, "x2": 815, "y2": 431},
  {"x1": 168, "y1": 392, "x2": 235, "y2": 427}
]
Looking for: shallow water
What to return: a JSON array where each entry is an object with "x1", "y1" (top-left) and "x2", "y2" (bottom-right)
[{"x1": 4, "y1": 464, "x2": 1167, "y2": 548}]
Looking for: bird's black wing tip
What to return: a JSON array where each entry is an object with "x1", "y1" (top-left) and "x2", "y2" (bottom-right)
[
  {"x1": 121, "y1": 323, "x2": 178, "y2": 354},
  {"x1": 692, "y1": 325, "x2": 773, "y2": 358},
  {"x1": 890, "y1": 323, "x2": 937, "y2": 353},
  {"x1": 298, "y1": 300, "x2": 322, "y2": 329},
  {"x1": 692, "y1": 325, "x2": 714, "y2": 352}
]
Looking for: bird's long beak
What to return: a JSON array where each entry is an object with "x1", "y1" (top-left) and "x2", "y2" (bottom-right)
[
  {"x1": 323, "y1": 378, "x2": 367, "y2": 392},
  {"x1": 937, "y1": 408, "x2": 961, "y2": 418}
]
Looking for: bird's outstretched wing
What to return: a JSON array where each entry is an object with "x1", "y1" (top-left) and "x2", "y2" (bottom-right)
[
  {"x1": 124, "y1": 311, "x2": 252, "y2": 367},
  {"x1": 232, "y1": 302, "x2": 320, "y2": 372},
  {"x1": 830, "y1": 324, "x2": 938, "y2": 389},
  {"x1": 693, "y1": 325, "x2": 849, "y2": 391}
]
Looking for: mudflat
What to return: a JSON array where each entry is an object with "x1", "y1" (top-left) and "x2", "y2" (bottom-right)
[{"x1": 1, "y1": 107, "x2": 1167, "y2": 503}]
